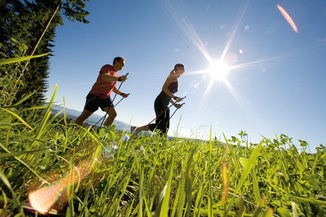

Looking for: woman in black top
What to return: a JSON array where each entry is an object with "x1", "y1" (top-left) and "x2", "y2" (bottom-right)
[{"x1": 131, "y1": 64, "x2": 185, "y2": 135}]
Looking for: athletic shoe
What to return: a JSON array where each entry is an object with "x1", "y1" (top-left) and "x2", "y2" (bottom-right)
[{"x1": 130, "y1": 126, "x2": 140, "y2": 134}]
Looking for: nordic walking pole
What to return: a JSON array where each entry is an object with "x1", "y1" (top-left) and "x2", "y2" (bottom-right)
[
  {"x1": 99, "y1": 73, "x2": 129, "y2": 127},
  {"x1": 113, "y1": 97, "x2": 124, "y2": 107},
  {"x1": 112, "y1": 73, "x2": 129, "y2": 103},
  {"x1": 147, "y1": 96, "x2": 186, "y2": 125},
  {"x1": 147, "y1": 104, "x2": 174, "y2": 125},
  {"x1": 94, "y1": 95, "x2": 126, "y2": 126},
  {"x1": 169, "y1": 102, "x2": 185, "y2": 120}
]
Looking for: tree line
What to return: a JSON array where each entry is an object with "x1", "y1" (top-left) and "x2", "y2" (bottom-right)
[{"x1": 0, "y1": 0, "x2": 91, "y2": 106}]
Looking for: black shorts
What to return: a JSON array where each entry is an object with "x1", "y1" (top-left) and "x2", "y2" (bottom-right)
[{"x1": 84, "y1": 94, "x2": 113, "y2": 112}]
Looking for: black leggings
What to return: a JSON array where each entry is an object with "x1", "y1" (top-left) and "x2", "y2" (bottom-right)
[{"x1": 148, "y1": 93, "x2": 170, "y2": 135}]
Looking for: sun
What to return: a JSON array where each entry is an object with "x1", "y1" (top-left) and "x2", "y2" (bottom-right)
[{"x1": 207, "y1": 60, "x2": 229, "y2": 81}]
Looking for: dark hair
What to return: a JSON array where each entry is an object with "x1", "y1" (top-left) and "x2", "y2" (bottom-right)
[
  {"x1": 113, "y1": 57, "x2": 125, "y2": 64},
  {"x1": 174, "y1": 63, "x2": 184, "y2": 70}
]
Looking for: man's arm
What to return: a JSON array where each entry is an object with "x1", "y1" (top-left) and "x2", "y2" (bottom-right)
[
  {"x1": 100, "y1": 72, "x2": 128, "y2": 82},
  {"x1": 112, "y1": 87, "x2": 130, "y2": 98},
  {"x1": 112, "y1": 86, "x2": 122, "y2": 95},
  {"x1": 100, "y1": 72, "x2": 119, "y2": 82}
]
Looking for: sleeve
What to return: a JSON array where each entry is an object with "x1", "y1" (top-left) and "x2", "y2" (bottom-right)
[
  {"x1": 108, "y1": 69, "x2": 115, "y2": 76},
  {"x1": 99, "y1": 65, "x2": 107, "y2": 74}
]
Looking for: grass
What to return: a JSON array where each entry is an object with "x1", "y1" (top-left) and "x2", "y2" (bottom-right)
[{"x1": 0, "y1": 88, "x2": 325, "y2": 216}]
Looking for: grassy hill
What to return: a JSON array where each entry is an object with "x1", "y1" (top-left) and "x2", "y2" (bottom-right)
[{"x1": 0, "y1": 102, "x2": 325, "y2": 216}]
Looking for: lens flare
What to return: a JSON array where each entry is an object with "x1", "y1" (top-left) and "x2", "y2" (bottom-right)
[
  {"x1": 277, "y1": 4, "x2": 298, "y2": 33},
  {"x1": 221, "y1": 158, "x2": 229, "y2": 204},
  {"x1": 28, "y1": 159, "x2": 93, "y2": 214}
]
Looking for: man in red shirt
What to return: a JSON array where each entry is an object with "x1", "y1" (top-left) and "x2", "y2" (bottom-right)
[{"x1": 76, "y1": 57, "x2": 129, "y2": 127}]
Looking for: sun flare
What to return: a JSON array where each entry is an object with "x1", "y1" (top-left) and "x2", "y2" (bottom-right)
[{"x1": 207, "y1": 60, "x2": 229, "y2": 81}]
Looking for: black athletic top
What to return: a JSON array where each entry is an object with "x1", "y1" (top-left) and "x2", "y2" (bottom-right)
[
  {"x1": 168, "y1": 81, "x2": 178, "y2": 94},
  {"x1": 155, "y1": 81, "x2": 178, "y2": 107}
]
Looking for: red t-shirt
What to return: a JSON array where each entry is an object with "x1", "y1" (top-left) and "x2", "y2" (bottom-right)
[{"x1": 89, "y1": 64, "x2": 119, "y2": 99}]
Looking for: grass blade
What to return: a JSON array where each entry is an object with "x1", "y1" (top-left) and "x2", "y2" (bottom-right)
[
  {"x1": 160, "y1": 159, "x2": 174, "y2": 217},
  {"x1": 0, "y1": 53, "x2": 48, "y2": 66},
  {"x1": 185, "y1": 150, "x2": 195, "y2": 217},
  {"x1": 236, "y1": 140, "x2": 263, "y2": 192},
  {"x1": 0, "y1": 108, "x2": 33, "y2": 130},
  {"x1": 12, "y1": 91, "x2": 36, "y2": 107},
  {"x1": 139, "y1": 166, "x2": 144, "y2": 217},
  {"x1": 251, "y1": 168, "x2": 261, "y2": 203},
  {"x1": 0, "y1": 170, "x2": 22, "y2": 212},
  {"x1": 0, "y1": 143, "x2": 48, "y2": 184},
  {"x1": 0, "y1": 148, "x2": 49, "y2": 159}
]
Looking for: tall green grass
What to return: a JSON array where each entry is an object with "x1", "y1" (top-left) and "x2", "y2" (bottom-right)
[{"x1": 0, "y1": 88, "x2": 325, "y2": 216}]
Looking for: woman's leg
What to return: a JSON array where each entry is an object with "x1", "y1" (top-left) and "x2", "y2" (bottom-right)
[
  {"x1": 163, "y1": 108, "x2": 170, "y2": 134},
  {"x1": 133, "y1": 124, "x2": 150, "y2": 132},
  {"x1": 157, "y1": 108, "x2": 169, "y2": 135},
  {"x1": 134, "y1": 106, "x2": 167, "y2": 133}
]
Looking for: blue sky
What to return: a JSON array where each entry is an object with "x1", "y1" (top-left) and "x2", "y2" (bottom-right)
[{"x1": 47, "y1": 0, "x2": 326, "y2": 151}]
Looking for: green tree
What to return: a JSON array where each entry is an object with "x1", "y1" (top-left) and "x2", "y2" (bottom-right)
[{"x1": 0, "y1": 0, "x2": 90, "y2": 106}]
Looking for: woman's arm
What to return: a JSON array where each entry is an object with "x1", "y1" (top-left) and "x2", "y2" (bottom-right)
[
  {"x1": 169, "y1": 99, "x2": 184, "y2": 109},
  {"x1": 170, "y1": 98, "x2": 176, "y2": 105},
  {"x1": 162, "y1": 74, "x2": 176, "y2": 98},
  {"x1": 162, "y1": 75, "x2": 182, "y2": 102}
]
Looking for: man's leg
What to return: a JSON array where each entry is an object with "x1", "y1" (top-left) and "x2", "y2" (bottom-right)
[
  {"x1": 76, "y1": 109, "x2": 94, "y2": 126},
  {"x1": 103, "y1": 107, "x2": 117, "y2": 127}
]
